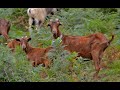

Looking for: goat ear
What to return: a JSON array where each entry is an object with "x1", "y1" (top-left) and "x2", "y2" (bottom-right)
[
  {"x1": 4, "y1": 43, "x2": 8, "y2": 45},
  {"x1": 59, "y1": 23, "x2": 62, "y2": 25},
  {"x1": 16, "y1": 39, "x2": 20, "y2": 42},
  {"x1": 47, "y1": 23, "x2": 50, "y2": 26},
  {"x1": 27, "y1": 38, "x2": 31, "y2": 42}
]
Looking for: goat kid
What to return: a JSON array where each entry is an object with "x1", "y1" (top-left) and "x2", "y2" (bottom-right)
[
  {"x1": 16, "y1": 36, "x2": 52, "y2": 68},
  {"x1": 7, "y1": 39, "x2": 21, "y2": 52}
]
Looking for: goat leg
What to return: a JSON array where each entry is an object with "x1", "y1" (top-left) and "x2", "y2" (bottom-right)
[
  {"x1": 2, "y1": 32, "x2": 9, "y2": 41},
  {"x1": 43, "y1": 59, "x2": 50, "y2": 68},
  {"x1": 91, "y1": 50, "x2": 101, "y2": 79}
]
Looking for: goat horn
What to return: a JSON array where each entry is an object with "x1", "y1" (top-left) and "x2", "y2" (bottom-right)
[
  {"x1": 55, "y1": 18, "x2": 59, "y2": 21},
  {"x1": 50, "y1": 19, "x2": 53, "y2": 22}
]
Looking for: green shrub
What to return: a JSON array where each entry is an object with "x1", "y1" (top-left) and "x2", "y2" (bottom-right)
[
  {"x1": 0, "y1": 44, "x2": 41, "y2": 82},
  {"x1": 0, "y1": 8, "x2": 120, "y2": 82}
]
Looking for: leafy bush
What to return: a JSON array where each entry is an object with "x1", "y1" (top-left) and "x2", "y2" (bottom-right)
[
  {"x1": 0, "y1": 44, "x2": 41, "y2": 82},
  {"x1": 0, "y1": 8, "x2": 120, "y2": 82}
]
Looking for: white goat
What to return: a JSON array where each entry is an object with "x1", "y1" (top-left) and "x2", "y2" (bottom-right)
[{"x1": 27, "y1": 8, "x2": 57, "y2": 30}]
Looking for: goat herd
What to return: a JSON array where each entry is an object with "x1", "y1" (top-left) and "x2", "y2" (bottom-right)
[{"x1": 0, "y1": 8, "x2": 114, "y2": 80}]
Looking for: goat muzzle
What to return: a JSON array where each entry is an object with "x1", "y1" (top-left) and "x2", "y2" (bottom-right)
[{"x1": 22, "y1": 44, "x2": 26, "y2": 50}]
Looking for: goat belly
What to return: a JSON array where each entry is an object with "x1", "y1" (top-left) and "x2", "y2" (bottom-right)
[
  {"x1": 26, "y1": 49, "x2": 46, "y2": 63},
  {"x1": 27, "y1": 54, "x2": 43, "y2": 64},
  {"x1": 62, "y1": 36, "x2": 93, "y2": 59},
  {"x1": 78, "y1": 51, "x2": 92, "y2": 59}
]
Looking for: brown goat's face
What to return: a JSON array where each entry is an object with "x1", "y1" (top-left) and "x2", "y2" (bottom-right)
[
  {"x1": 16, "y1": 36, "x2": 31, "y2": 51},
  {"x1": 48, "y1": 18, "x2": 62, "y2": 39}
]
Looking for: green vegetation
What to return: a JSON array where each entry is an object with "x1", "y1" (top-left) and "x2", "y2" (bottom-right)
[{"x1": 0, "y1": 8, "x2": 120, "y2": 82}]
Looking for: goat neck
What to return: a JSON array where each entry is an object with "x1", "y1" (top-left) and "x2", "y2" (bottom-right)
[
  {"x1": 24, "y1": 43, "x2": 33, "y2": 54},
  {"x1": 52, "y1": 27, "x2": 62, "y2": 39}
]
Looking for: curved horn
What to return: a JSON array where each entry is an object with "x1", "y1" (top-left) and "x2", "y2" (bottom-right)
[
  {"x1": 55, "y1": 18, "x2": 59, "y2": 22},
  {"x1": 50, "y1": 19, "x2": 53, "y2": 22}
]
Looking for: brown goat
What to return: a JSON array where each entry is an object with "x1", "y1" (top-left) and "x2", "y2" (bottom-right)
[
  {"x1": 16, "y1": 36, "x2": 52, "y2": 67},
  {"x1": 0, "y1": 19, "x2": 10, "y2": 41},
  {"x1": 48, "y1": 18, "x2": 114, "y2": 79},
  {"x1": 7, "y1": 39, "x2": 21, "y2": 52}
]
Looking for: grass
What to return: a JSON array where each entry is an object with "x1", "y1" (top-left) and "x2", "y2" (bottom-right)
[{"x1": 0, "y1": 8, "x2": 120, "y2": 82}]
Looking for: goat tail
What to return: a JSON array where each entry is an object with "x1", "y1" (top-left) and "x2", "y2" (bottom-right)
[
  {"x1": 101, "y1": 34, "x2": 114, "y2": 51},
  {"x1": 108, "y1": 34, "x2": 114, "y2": 44}
]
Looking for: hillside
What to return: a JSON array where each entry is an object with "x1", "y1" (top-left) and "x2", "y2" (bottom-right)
[{"x1": 0, "y1": 8, "x2": 120, "y2": 82}]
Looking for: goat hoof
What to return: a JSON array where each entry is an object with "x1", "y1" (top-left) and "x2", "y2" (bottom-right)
[
  {"x1": 93, "y1": 76, "x2": 100, "y2": 80},
  {"x1": 100, "y1": 74, "x2": 107, "y2": 78},
  {"x1": 93, "y1": 74, "x2": 101, "y2": 80}
]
